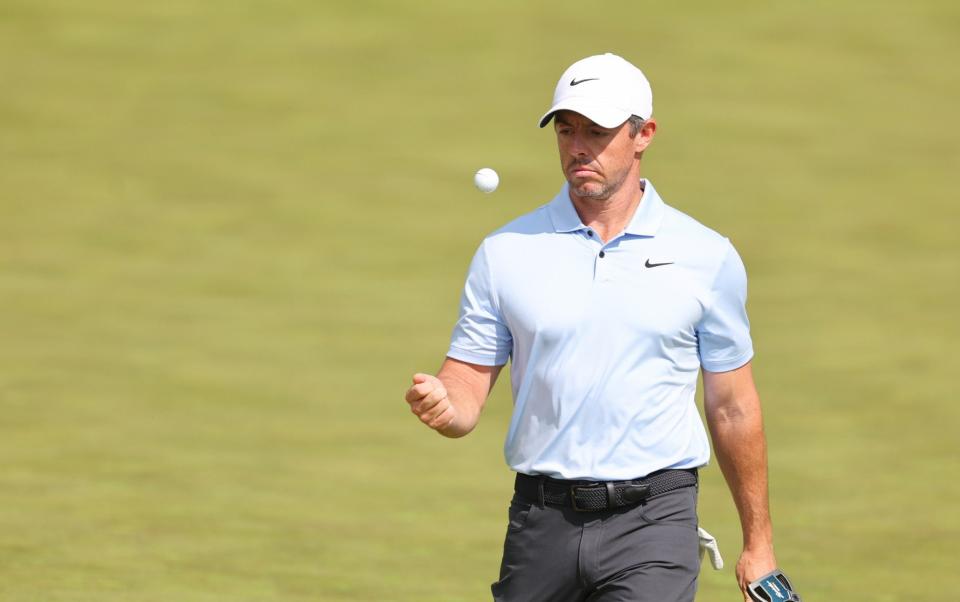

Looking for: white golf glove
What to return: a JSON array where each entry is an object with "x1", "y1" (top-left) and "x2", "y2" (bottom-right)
[{"x1": 697, "y1": 527, "x2": 723, "y2": 570}]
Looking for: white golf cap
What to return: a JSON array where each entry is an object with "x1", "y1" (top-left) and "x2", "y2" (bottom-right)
[{"x1": 538, "y1": 53, "x2": 653, "y2": 128}]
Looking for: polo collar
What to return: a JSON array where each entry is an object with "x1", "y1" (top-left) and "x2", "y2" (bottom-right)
[
  {"x1": 624, "y1": 179, "x2": 665, "y2": 236},
  {"x1": 546, "y1": 184, "x2": 586, "y2": 233},
  {"x1": 547, "y1": 179, "x2": 666, "y2": 237}
]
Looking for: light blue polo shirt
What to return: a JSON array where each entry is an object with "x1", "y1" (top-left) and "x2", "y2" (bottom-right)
[{"x1": 447, "y1": 180, "x2": 753, "y2": 480}]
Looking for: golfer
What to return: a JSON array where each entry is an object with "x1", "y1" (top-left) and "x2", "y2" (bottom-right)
[{"x1": 405, "y1": 53, "x2": 777, "y2": 602}]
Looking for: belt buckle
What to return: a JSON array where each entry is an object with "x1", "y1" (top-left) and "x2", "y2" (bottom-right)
[{"x1": 569, "y1": 485, "x2": 594, "y2": 512}]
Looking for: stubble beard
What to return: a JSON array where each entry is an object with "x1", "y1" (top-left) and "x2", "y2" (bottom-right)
[{"x1": 568, "y1": 167, "x2": 631, "y2": 202}]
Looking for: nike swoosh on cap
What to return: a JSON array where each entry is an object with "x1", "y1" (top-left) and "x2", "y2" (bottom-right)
[{"x1": 569, "y1": 77, "x2": 599, "y2": 86}]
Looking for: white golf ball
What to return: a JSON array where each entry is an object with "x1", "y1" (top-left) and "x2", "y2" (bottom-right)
[{"x1": 474, "y1": 167, "x2": 499, "y2": 193}]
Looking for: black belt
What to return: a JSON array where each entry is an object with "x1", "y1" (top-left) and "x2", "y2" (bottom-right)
[{"x1": 515, "y1": 469, "x2": 698, "y2": 512}]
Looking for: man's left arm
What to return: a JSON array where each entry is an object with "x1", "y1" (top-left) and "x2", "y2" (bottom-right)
[{"x1": 703, "y1": 361, "x2": 777, "y2": 601}]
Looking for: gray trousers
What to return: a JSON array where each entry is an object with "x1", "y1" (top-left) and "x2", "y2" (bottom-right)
[{"x1": 491, "y1": 482, "x2": 700, "y2": 602}]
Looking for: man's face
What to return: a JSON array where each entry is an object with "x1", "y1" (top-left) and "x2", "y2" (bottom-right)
[{"x1": 553, "y1": 110, "x2": 653, "y2": 201}]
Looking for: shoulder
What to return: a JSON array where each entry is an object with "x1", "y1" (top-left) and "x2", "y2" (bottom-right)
[
  {"x1": 478, "y1": 202, "x2": 555, "y2": 255},
  {"x1": 491, "y1": 203, "x2": 554, "y2": 238},
  {"x1": 660, "y1": 203, "x2": 730, "y2": 251},
  {"x1": 656, "y1": 199, "x2": 742, "y2": 282}
]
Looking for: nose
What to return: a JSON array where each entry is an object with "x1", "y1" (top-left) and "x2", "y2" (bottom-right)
[{"x1": 567, "y1": 130, "x2": 589, "y2": 158}]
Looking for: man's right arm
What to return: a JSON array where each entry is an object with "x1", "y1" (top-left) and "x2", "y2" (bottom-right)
[{"x1": 404, "y1": 357, "x2": 502, "y2": 438}]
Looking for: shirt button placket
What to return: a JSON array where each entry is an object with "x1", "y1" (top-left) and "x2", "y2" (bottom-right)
[{"x1": 596, "y1": 248, "x2": 612, "y2": 282}]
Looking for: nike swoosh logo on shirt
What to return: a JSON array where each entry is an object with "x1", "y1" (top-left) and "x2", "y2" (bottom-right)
[{"x1": 645, "y1": 259, "x2": 674, "y2": 268}]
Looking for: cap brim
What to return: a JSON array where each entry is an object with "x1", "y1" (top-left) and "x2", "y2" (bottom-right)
[{"x1": 538, "y1": 99, "x2": 631, "y2": 129}]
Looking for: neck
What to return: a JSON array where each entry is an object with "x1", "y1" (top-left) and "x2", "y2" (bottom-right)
[{"x1": 569, "y1": 177, "x2": 645, "y2": 243}]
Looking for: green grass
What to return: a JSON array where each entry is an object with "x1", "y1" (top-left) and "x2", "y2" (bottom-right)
[{"x1": 1, "y1": 1, "x2": 958, "y2": 600}]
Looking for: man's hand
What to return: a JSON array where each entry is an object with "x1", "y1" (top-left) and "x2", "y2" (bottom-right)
[
  {"x1": 404, "y1": 359, "x2": 502, "y2": 438},
  {"x1": 736, "y1": 546, "x2": 778, "y2": 601},
  {"x1": 405, "y1": 373, "x2": 458, "y2": 433}
]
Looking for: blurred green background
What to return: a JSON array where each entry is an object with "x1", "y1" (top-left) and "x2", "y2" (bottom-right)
[{"x1": 2, "y1": 1, "x2": 958, "y2": 600}]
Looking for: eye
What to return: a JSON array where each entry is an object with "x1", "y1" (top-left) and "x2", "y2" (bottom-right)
[{"x1": 590, "y1": 129, "x2": 609, "y2": 137}]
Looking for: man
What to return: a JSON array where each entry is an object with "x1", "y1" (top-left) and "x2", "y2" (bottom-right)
[{"x1": 404, "y1": 53, "x2": 777, "y2": 601}]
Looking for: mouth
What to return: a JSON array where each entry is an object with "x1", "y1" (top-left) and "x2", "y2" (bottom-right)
[{"x1": 569, "y1": 166, "x2": 599, "y2": 179}]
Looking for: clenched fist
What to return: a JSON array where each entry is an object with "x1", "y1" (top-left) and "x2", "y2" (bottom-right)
[{"x1": 405, "y1": 373, "x2": 458, "y2": 433}]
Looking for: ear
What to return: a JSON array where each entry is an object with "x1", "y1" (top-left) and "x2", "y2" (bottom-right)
[{"x1": 634, "y1": 118, "x2": 657, "y2": 153}]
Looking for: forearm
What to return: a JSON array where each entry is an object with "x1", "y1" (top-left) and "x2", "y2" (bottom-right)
[
  {"x1": 434, "y1": 370, "x2": 483, "y2": 438},
  {"x1": 406, "y1": 359, "x2": 499, "y2": 438},
  {"x1": 430, "y1": 360, "x2": 495, "y2": 438},
  {"x1": 708, "y1": 399, "x2": 773, "y2": 548}
]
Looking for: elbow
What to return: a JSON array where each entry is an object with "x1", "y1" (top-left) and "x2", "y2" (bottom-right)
[{"x1": 705, "y1": 394, "x2": 762, "y2": 427}]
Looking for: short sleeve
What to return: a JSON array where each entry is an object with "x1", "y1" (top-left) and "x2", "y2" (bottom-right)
[
  {"x1": 447, "y1": 242, "x2": 512, "y2": 366},
  {"x1": 696, "y1": 241, "x2": 754, "y2": 372}
]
